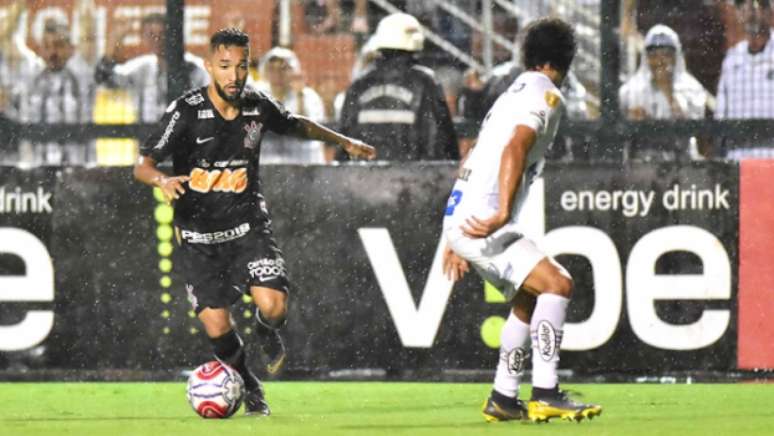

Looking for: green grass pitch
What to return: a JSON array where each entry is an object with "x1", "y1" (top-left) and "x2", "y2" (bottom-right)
[{"x1": 1, "y1": 382, "x2": 773, "y2": 436}]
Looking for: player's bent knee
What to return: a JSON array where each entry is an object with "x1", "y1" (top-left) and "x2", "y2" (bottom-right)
[
  {"x1": 550, "y1": 275, "x2": 574, "y2": 299},
  {"x1": 256, "y1": 298, "x2": 287, "y2": 320}
]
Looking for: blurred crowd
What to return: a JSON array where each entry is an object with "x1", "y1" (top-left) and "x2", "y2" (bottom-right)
[{"x1": 0, "y1": 0, "x2": 773, "y2": 166}]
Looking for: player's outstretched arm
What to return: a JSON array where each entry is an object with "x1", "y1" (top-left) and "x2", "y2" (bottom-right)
[
  {"x1": 292, "y1": 115, "x2": 376, "y2": 160},
  {"x1": 133, "y1": 156, "x2": 190, "y2": 203},
  {"x1": 462, "y1": 125, "x2": 536, "y2": 238}
]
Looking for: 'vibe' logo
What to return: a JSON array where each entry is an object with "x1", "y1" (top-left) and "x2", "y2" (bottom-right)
[{"x1": 360, "y1": 179, "x2": 731, "y2": 351}]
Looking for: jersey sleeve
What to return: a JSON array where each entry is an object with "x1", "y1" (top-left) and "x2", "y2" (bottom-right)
[
  {"x1": 139, "y1": 100, "x2": 187, "y2": 162},
  {"x1": 261, "y1": 93, "x2": 299, "y2": 134},
  {"x1": 510, "y1": 87, "x2": 558, "y2": 133}
]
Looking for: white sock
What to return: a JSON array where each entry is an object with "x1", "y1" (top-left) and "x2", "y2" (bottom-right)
[
  {"x1": 530, "y1": 293, "x2": 569, "y2": 389},
  {"x1": 492, "y1": 311, "x2": 530, "y2": 398}
]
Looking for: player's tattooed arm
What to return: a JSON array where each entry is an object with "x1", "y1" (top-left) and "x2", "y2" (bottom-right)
[
  {"x1": 134, "y1": 155, "x2": 190, "y2": 203},
  {"x1": 462, "y1": 125, "x2": 536, "y2": 238},
  {"x1": 291, "y1": 115, "x2": 376, "y2": 160}
]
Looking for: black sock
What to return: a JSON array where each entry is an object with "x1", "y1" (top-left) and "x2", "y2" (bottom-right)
[
  {"x1": 210, "y1": 329, "x2": 259, "y2": 391},
  {"x1": 491, "y1": 389, "x2": 521, "y2": 408}
]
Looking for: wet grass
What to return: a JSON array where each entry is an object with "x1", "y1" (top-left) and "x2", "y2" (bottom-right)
[{"x1": 1, "y1": 382, "x2": 773, "y2": 435}]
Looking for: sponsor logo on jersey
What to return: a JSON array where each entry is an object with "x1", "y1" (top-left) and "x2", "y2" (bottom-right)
[
  {"x1": 196, "y1": 136, "x2": 214, "y2": 144},
  {"x1": 197, "y1": 109, "x2": 214, "y2": 119},
  {"x1": 243, "y1": 108, "x2": 261, "y2": 116},
  {"x1": 544, "y1": 91, "x2": 560, "y2": 108},
  {"x1": 180, "y1": 223, "x2": 251, "y2": 244},
  {"x1": 153, "y1": 111, "x2": 181, "y2": 150},
  {"x1": 189, "y1": 167, "x2": 248, "y2": 194},
  {"x1": 185, "y1": 93, "x2": 205, "y2": 105},
  {"x1": 247, "y1": 257, "x2": 286, "y2": 281},
  {"x1": 243, "y1": 121, "x2": 263, "y2": 149}
]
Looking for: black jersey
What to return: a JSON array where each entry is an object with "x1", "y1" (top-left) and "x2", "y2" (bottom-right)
[{"x1": 140, "y1": 86, "x2": 298, "y2": 236}]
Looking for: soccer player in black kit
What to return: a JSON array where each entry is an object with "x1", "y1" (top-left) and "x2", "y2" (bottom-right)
[{"x1": 134, "y1": 28, "x2": 375, "y2": 416}]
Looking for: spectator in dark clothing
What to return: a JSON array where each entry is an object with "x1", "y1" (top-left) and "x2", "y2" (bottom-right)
[{"x1": 339, "y1": 13, "x2": 459, "y2": 161}]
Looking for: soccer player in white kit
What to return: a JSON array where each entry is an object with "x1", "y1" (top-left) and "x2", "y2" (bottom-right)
[{"x1": 442, "y1": 18, "x2": 602, "y2": 423}]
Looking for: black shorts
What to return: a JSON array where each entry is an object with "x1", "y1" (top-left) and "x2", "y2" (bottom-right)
[{"x1": 176, "y1": 225, "x2": 290, "y2": 314}]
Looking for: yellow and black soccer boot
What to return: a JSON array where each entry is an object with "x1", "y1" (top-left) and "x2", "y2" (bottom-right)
[
  {"x1": 481, "y1": 390, "x2": 527, "y2": 422},
  {"x1": 527, "y1": 387, "x2": 602, "y2": 423}
]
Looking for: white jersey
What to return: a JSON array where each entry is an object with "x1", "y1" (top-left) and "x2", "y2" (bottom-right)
[{"x1": 443, "y1": 71, "x2": 564, "y2": 232}]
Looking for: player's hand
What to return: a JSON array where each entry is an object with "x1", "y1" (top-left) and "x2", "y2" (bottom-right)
[
  {"x1": 154, "y1": 175, "x2": 191, "y2": 203},
  {"x1": 342, "y1": 138, "x2": 376, "y2": 160},
  {"x1": 443, "y1": 245, "x2": 469, "y2": 282},
  {"x1": 461, "y1": 211, "x2": 509, "y2": 239}
]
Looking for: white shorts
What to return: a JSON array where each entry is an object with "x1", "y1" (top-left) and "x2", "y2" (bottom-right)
[{"x1": 445, "y1": 224, "x2": 546, "y2": 301}]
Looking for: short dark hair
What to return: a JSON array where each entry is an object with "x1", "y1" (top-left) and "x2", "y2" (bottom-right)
[
  {"x1": 734, "y1": 0, "x2": 771, "y2": 8},
  {"x1": 210, "y1": 28, "x2": 250, "y2": 51},
  {"x1": 521, "y1": 18, "x2": 576, "y2": 75}
]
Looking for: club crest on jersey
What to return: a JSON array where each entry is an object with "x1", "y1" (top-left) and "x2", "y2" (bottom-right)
[
  {"x1": 243, "y1": 121, "x2": 263, "y2": 149},
  {"x1": 544, "y1": 91, "x2": 560, "y2": 108}
]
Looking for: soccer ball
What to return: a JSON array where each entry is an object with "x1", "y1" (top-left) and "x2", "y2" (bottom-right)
[{"x1": 186, "y1": 361, "x2": 246, "y2": 418}]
